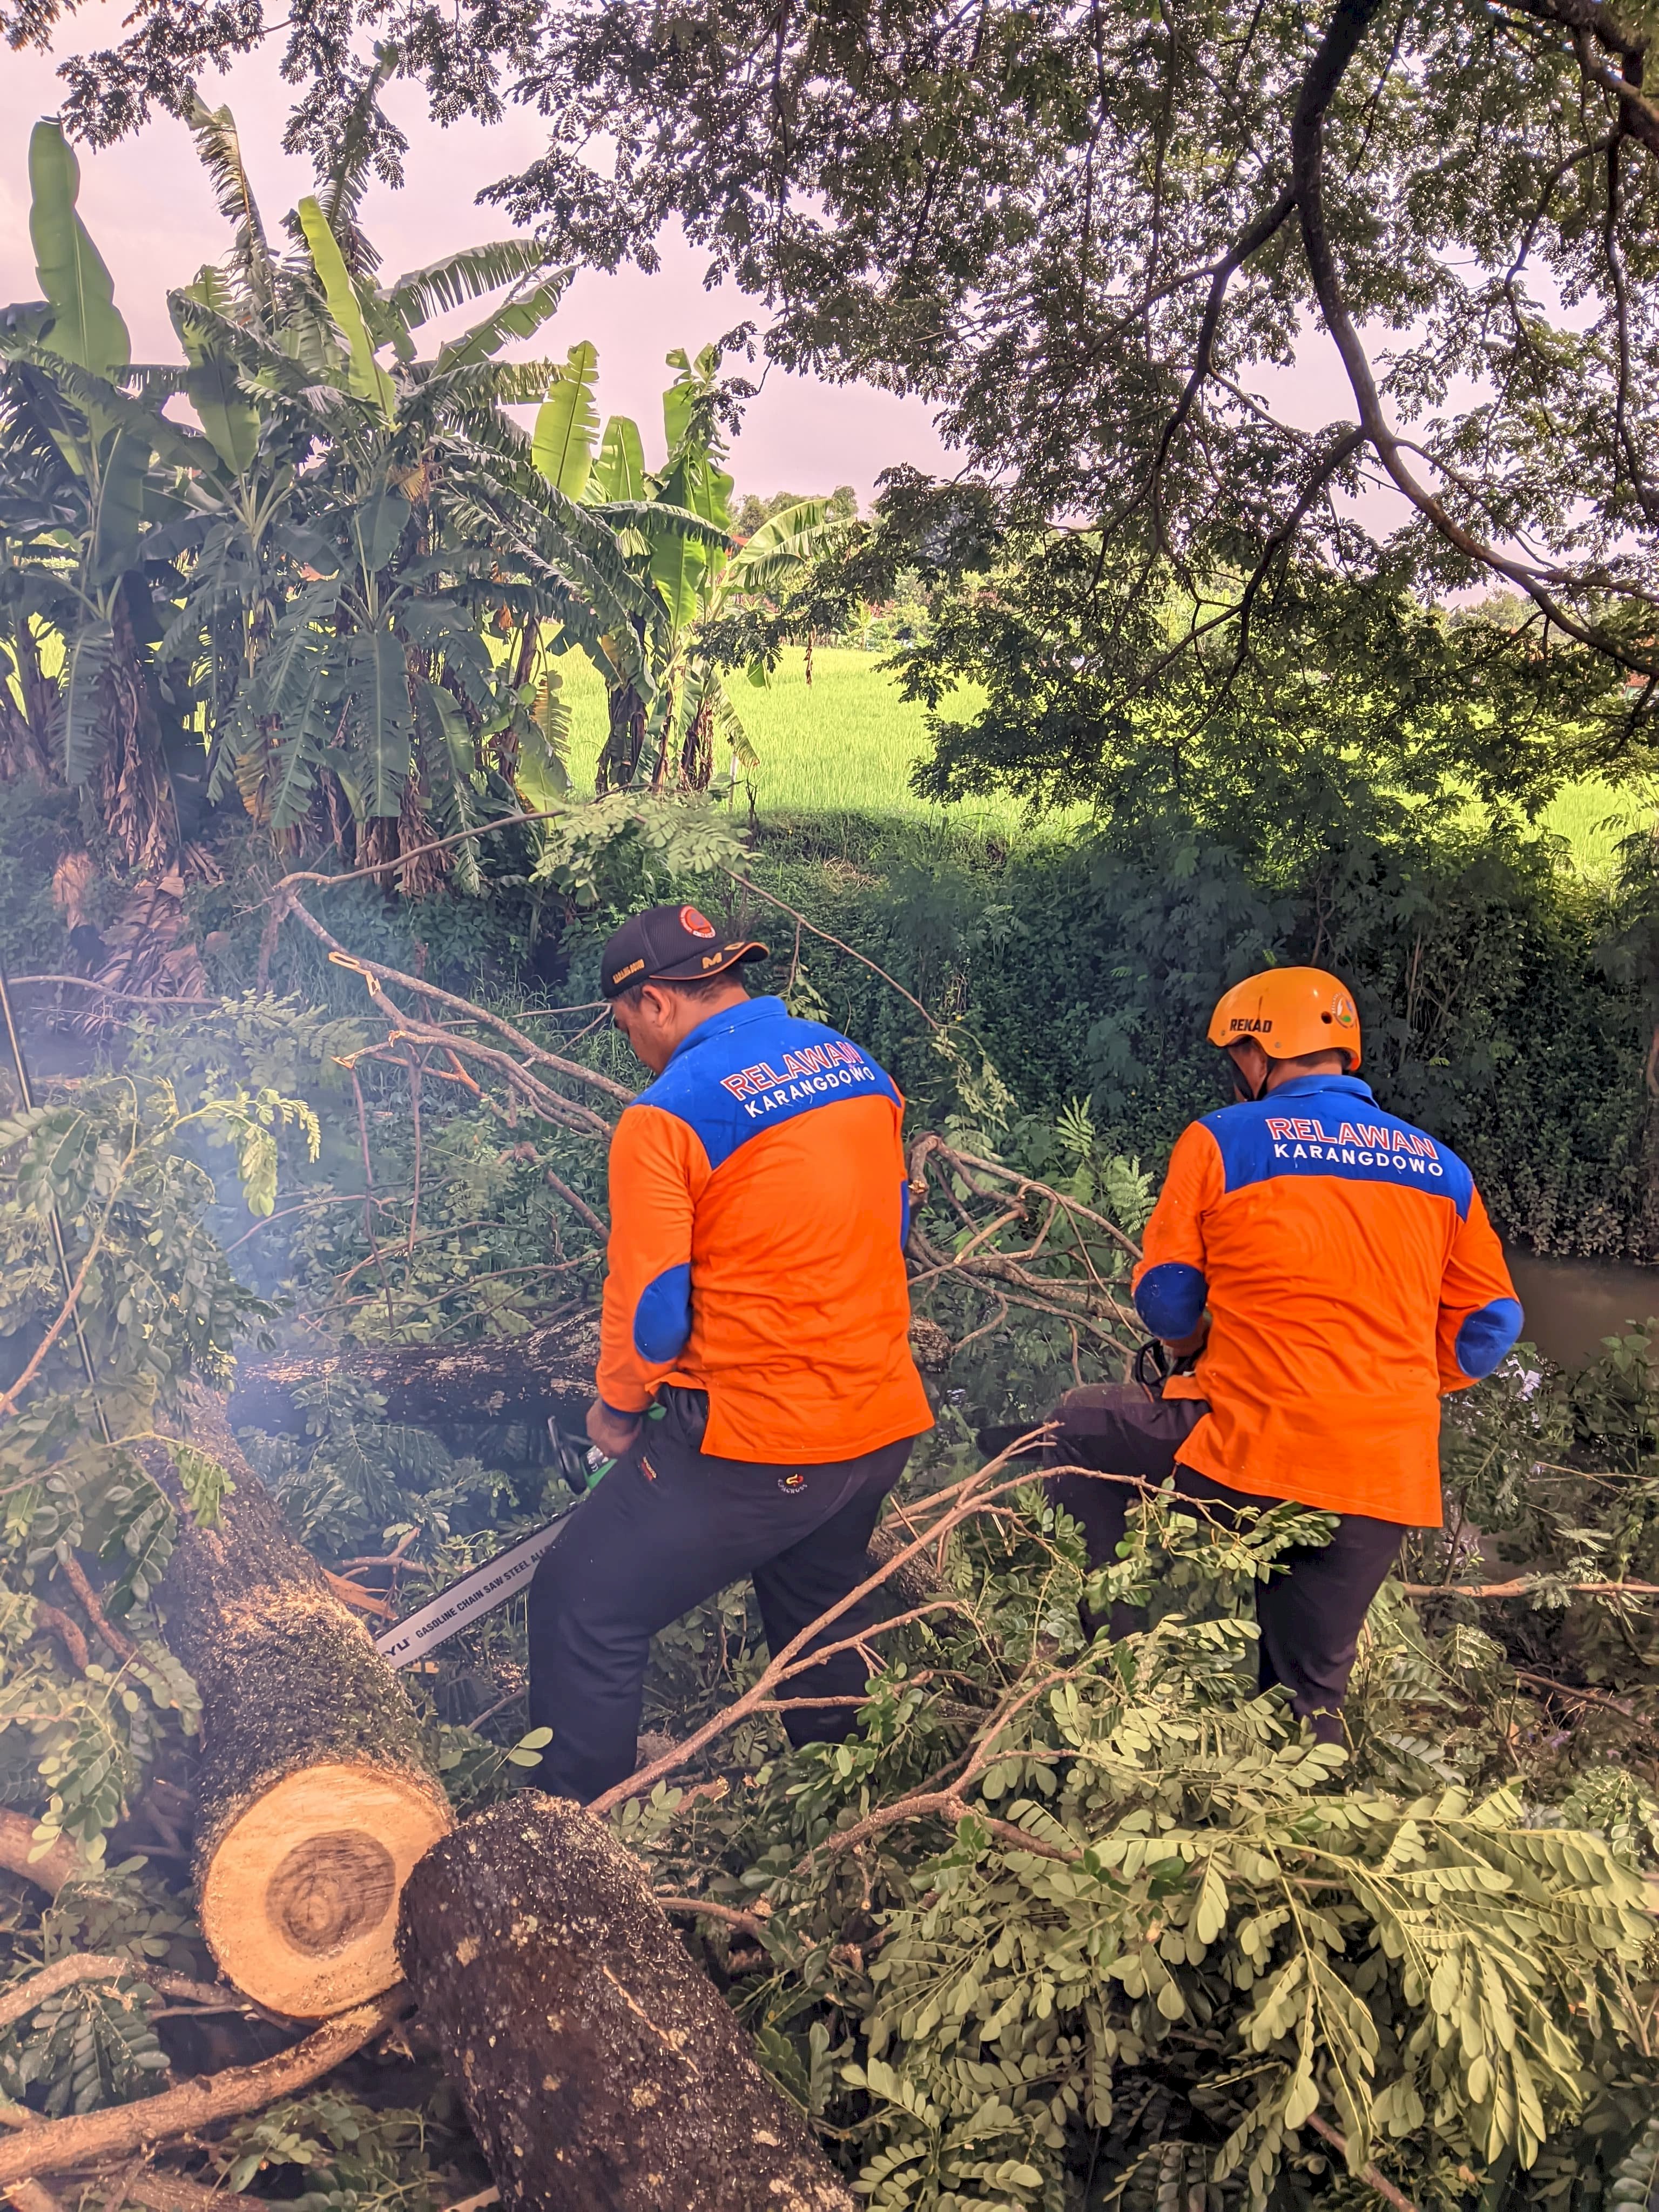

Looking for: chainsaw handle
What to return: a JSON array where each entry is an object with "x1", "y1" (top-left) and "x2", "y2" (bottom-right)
[{"x1": 1132, "y1": 1338, "x2": 1172, "y2": 1391}]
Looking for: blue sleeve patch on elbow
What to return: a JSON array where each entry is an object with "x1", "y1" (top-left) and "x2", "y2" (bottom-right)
[
  {"x1": 1455, "y1": 1296, "x2": 1523, "y2": 1380},
  {"x1": 1135, "y1": 1261, "x2": 1208, "y2": 1339},
  {"x1": 900, "y1": 1176, "x2": 911, "y2": 1249},
  {"x1": 633, "y1": 1261, "x2": 693, "y2": 1363}
]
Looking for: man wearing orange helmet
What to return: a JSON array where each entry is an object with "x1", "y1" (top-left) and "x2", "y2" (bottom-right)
[{"x1": 1048, "y1": 966, "x2": 1521, "y2": 1743}]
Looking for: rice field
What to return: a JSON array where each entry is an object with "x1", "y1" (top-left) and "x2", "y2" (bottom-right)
[
  {"x1": 1535, "y1": 777, "x2": 1649, "y2": 876},
  {"x1": 556, "y1": 646, "x2": 1023, "y2": 829},
  {"x1": 558, "y1": 645, "x2": 1652, "y2": 874}
]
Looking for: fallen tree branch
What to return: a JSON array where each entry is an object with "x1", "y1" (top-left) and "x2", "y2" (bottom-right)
[
  {"x1": 0, "y1": 1813, "x2": 76, "y2": 1900},
  {"x1": 3, "y1": 2181, "x2": 61, "y2": 2212},
  {"x1": 587, "y1": 1447, "x2": 1122, "y2": 1817},
  {"x1": 721, "y1": 868, "x2": 941, "y2": 1031},
  {"x1": 56, "y1": 1558, "x2": 137, "y2": 1666},
  {"x1": 5, "y1": 979, "x2": 218, "y2": 1009},
  {"x1": 908, "y1": 1134, "x2": 1144, "y2": 1262},
  {"x1": 1303, "y1": 2113, "x2": 1424, "y2": 2212},
  {"x1": 804, "y1": 1789, "x2": 1079, "y2": 1871},
  {"x1": 283, "y1": 894, "x2": 629, "y2": 1113},
  {"x1": 228, "y1": 1317, "x2": 598, "y2": 1432},
  {"x1": 1513, "y1": 1668, "x2": 1658, "y2": 1736},
  {"x1": 654, "y1": 1896, "x2": 770, "y2": 1940},
  {"x1": 1397, "y1": 1575, "x2": 1659, "y2": 1600},
  {"x1": 29, "y1": 1606, "x2": 89, "y2": 1674},
  {"x1": 69, "y1": 2169, "x2": 251, "y2": 2212},
  {"x1": 0, "y1": 1957, "x2": 239, "y2": 2035},
  {"x1": 0, "y1": 1991, "x2": 406, "y2": 2185},
  {"x1": 260, "y1": 810, "x2": 564, "y2": 909},
  {"x1": 0, "y1": 1228, "x2": 109, "y2": 1424},
  {"x1": 338, "y1": 988, "x2": 612, "y2": 1143}
]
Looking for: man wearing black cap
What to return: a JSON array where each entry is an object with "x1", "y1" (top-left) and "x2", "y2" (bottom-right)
[{"x1": 525, "y1": 900, "x2": 933, "y2": 1802}]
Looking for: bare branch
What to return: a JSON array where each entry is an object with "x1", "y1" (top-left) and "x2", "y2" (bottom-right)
[
  {"x1": 0, "y1": 1813, "x2": 76, "y2": 1900},
  {"x1": 0, "y1": 1957, "x2": 239, "y2": 2036},
  {"x1": 0, "y1": 1993, "x2": 406, "y2": 2186}
]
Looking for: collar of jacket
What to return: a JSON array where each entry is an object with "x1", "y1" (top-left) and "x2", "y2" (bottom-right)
[
  {"x1": 1263, "y1": 1072, "x2": 1375, "y2": 1102},
  {"x1": 664, "y1": 994, "x2": 787, "y2": 1070}
]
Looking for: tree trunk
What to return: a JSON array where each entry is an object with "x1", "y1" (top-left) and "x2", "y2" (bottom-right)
[
  {"x1": 228, "y1": 1319, "x2": 599, "y2": 1434},
  {"x1": 397, "y1": 1796, "x2": 855, "y2": 2212},
  {"x1": 151, "y1": 1392, "x2": 451, "y2": 2019},
  {"x1": 597, "y1": 672, "x2": 649, "y2": 790}
]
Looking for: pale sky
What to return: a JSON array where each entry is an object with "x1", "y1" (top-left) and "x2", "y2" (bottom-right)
[
  {"x1": 1, "y1": 18, "x2": 1412, "y2": 523},
  {"x1": 0, "y1": 25, "x2": 956, "y2": 505}
]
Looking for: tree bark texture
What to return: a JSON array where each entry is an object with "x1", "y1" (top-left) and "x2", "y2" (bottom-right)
[
  {"x1": 228, "y1": 1320, "x2": 599, "y2": 1434},
  {"x1": 0, "y1": 1812, "x2": 76, "y2": 1899},
  {"x1": 151, "y1": 1392, "x2": 451, "y2": 2018},
  {"x1": 397, "y1": 1796, "x2": 856, "y2": 2212}
]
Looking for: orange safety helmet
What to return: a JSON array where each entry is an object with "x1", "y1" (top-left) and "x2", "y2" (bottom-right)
[{"x1": 1207, "y1": 967, "x2": 1361, "y2": 1070}]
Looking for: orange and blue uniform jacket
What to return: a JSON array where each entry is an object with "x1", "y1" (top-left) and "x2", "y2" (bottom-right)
[
  {"x1": 597, "y1": 995, "x2": 934, "y2": 1464},
  {"x1": 1131, "y1": 1074, "x2": 1522, "y2": 1526}
]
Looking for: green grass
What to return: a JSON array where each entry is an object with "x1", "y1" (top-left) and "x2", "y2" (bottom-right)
[
  {"x1": 557, "y1": 645, "x2": 1653, "y2": 873},
  {"x1": 557, "y1": 646, "x2": 1051, "y2": 834},
  {"x1": 1535, "y1": 777, "x2": 1650, "y2": 877}
]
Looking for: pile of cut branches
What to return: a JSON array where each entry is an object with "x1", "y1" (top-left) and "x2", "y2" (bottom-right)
[{"x1": 1, "y1": 879, "x2": 1656, "y2": 2209}]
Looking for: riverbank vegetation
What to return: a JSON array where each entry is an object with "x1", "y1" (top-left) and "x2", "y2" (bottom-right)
[
  {"x1": 1, "y1": 840, "x2": 1657, "y2": 2210},
  {"x1": 2, "y1": 1, "x2": 1659, "y2": 2201}
]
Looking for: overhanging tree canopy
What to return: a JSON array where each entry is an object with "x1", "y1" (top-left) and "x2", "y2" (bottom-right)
[{"x1": 15, "y1": 0, "x2": 1659, "y2": 707}]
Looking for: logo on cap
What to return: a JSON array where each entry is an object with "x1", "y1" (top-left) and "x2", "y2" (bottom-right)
[
  {"x1": 680, "y1": 906, "x2": 717, "y2": 939},
  {"x1": 1333, "y1": 994, "x2": 1356, "y2": 1028}
]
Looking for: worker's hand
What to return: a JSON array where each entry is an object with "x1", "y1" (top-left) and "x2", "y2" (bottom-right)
[
  {"x1": 1163, "y1": 1317, "x2": 1211, "y2": 1360},
  {"x1": 586, "y1": 1398, "x2": 643, "y2": 1458}
]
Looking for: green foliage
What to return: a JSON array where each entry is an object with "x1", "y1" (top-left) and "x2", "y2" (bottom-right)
[
  {"x1": 524, "y1": 340, "x2": 846, "y2": 791},
  {"x1": 736, "y1": 487, "x2": 859, "y2": 537},
  {"x1": 27, "y1": 122, "x2": 130, "y2": 377},
  {"x1": 616, "y1": 1394, "x2": 1659, "y2": 2207},
  {"x1": 92, "y1": 0, "x2": 1659, "y2": 710},
  {"x1": 721, "y1": 807, "x2": 1654, "y2": 1263},
  {"x1": 532, "y1": 341, "x2": 601, "y2": 500},
  {"x1": 0, "y1": 1064, "x2": 295, "y2": 1870},
  {"x1": 211, "y1": 2089, "x2": 437, "y2": 2202},
  {"x1": 5, "y1": 1970, "x2": 169, "y2": 2117},
  {"x1": 0, "y1": 97, "x2": 646, "y2": 872},
  {"x1": 527, "y1": 785, "x2": 748, "y2": 903},
  {"x1": 239, "y1": 1378, "x2": 517, "y2": 1563}
]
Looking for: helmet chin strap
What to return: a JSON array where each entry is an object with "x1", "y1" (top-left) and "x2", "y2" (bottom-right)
[{"x1": 1228, "y1": 1048, "x2": 1274, "y2": 1104}]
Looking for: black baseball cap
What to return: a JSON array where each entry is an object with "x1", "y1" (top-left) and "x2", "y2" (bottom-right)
[{"x1": 599, "y1": 902, "x2": 769, "y2": 1000}]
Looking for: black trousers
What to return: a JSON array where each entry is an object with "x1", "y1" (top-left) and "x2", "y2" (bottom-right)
[
  {"x1": 525, "y1": 1387, "x2": 914, "y2": 1803},
  {"x1": 1047, "y1": 1383, "x2": 1406, "y2": 1744}
]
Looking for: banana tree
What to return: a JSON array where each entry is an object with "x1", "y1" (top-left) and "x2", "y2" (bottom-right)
[
  {"x1": 2, "y1": 70, "x2": 657, "y2": 884},
  {"x1": 530, "y1": 342, "x2": 845, "y2": 790},
  {"x1": 147, "y1": 80, "x2": 647, "y2": 874},
  {"x1": 0, "y1": 122, "x2": 213, "y2": 868}
]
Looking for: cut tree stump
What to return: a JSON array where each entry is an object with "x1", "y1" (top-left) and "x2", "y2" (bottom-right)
[
  {"x1": 397, "y1": 1796, "x2": 855, "y2": 2212},
  {"x1": 150, "y1": 1391, "x2": 451, "y2": 2019},
  {"x1": 228, "y1": 1319, "x2": 599, "y2": 1434}
]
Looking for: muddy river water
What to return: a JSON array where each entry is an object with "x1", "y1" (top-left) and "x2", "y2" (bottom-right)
[{"x1": 1505, "y1": 1249, "x2": 1659, "y2": 1370}]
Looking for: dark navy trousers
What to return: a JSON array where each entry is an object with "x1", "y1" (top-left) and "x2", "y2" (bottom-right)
[
  {"x1": 1047, "y1": 1383, "x2": 1406, "y2": 1744},
  {"x1": 525, "y1": 1387, "x2": 914, "y2": 1802}
]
